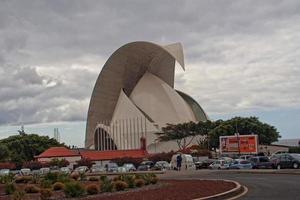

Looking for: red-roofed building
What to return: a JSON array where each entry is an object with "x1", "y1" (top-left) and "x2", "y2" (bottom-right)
[
  {"x1": 36, "y1": 147, "x2": 148, "y2": 168},
  {"x1": 35, "y1": 147, "x2": 82, "y2": 168}
]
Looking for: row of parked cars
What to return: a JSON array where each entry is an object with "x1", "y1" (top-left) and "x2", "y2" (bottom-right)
[
  {"x1": 0, "y1": 160, "x2": 173, "y2": 177},
  {"x1": 194, "y1": 153, "x2": 300, "y2": 170}
]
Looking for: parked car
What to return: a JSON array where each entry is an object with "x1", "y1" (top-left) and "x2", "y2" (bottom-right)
[
  {"x1": 20, "y1": 168, "x2": 31, "y2": 176},
  {"x1": 74, "y1": 166, "x2": 89, "y2": 173},
  {"x1": 39, "y1": 167, "x2": 50, "y2": 175},
  {"x1": 229, "y1": 159, "x2": 253, "y2": 169},
  {"x1": 90, "y1": 164, "x2": 106, "y2": 173},
  {"x1": 249, "y1": 156, "x2": 273, "y2": 169},
  {"x1": 195, "y1": 159, "x2": 216, "y2": 170},
  {"x1": 0, "y1": 169, "x2": 10, "y2": 176},
  {"x1": 137, "y1": 161, "x2": 154, "y2": 171},
  {"x1": 60, "y1": 167, "x2": 71, "y2": 174},
  {"x1": 170, "y1": 154, "x2": 195, "y2": 170},
  {"x1": 122, "y1": 163, "x2": 136, "y2": 172},
  {"x1": 239, "y1": 155, "x2": 253, "y2": 160},
  {"x1": 273, "y1": 153, "x2": 300, "y2": 169},
  {"x1": 209, "y1": 159, "x2": 230, "y2": 170},
  {"x1": 153, "y1": 161, "x2": 171, "y2": 171},
  {"x1": 272, "y1": 150, "x2": 288, "y2": 156},
  {"x1": 105, "y1": 162, "x2": 118, "y2": 172}
]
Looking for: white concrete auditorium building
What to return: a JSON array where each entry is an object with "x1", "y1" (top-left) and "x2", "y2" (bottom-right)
[{"x1": 85, "y1": 41, "x2": 208, "y2": 153}]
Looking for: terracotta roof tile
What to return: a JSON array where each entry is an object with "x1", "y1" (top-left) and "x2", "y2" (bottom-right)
[
  {"x1": 79, "y1": 149, "x2": 148, "y2": 161},
  {"x1": 36, "y1": 147, "x2": 80, "y2": 158}
]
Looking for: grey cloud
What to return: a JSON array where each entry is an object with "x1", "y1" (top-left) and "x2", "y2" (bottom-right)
[{"x1": 0, "y1": 0, "x2": 300, "y2": 125}]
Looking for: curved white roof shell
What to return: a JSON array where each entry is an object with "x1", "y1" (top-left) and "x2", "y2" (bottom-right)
[{"x1": 85, "y1": 41, "x2": 207, "y2": 149}]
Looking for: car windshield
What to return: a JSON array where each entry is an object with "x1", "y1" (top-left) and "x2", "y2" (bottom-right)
[
  {"x1": 240, "y1": 160, "x2": 250, "y2": 164},
  {"x1": 108, "y1": 163, "x2": 118, "y2": 167},
  {"x1": 259, "y1": 157, "x2": 269, "y2": 162},
  {"x1": 291, "y1": 154, "x2": 300, "y2": 160}
]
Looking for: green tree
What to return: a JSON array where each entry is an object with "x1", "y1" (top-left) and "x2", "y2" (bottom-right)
[
  {"x1": 157, "y1": 117, "x2": 281, "y2": 151},
  {"x1": 0, "y1": 134, "x2": 64, "y2": 166},
  {"x1": 208, "y1": 117, "x2": 280, "y2": 149},
  {"x1": 0, "y1": 144, "x2": 10, "y2": 162},
  {"x1": 156, "y1": 122, "x2": 197, "y2": 150}
]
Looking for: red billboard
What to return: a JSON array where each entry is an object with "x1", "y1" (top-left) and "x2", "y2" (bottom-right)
[{"x1": 219, "y1": 134, "x2": 258, "y2": 154}]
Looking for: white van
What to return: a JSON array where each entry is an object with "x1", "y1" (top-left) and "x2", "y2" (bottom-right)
[{"x1": 170, "y1": 154, "x2": 195, "y2": 170}]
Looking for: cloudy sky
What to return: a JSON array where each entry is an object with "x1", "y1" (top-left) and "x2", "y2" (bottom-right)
[{"x1": 0, "y1": 0, "x2": 299, "y2": 147}]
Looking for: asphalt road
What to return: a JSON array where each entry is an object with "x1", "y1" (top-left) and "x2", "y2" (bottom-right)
[{"x1": 159, "y1": 170, "x2": 300, "y2": 200}]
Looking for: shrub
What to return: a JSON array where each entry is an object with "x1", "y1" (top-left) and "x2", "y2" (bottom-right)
[
  {"x1": 22, "y1": 161, "x2": 43, "y2": 170},
  {"x1": 40, "y1": 188, "x2": 52, "y2": 200},
  {"x1": 113, "y1": 180, "x2": 128, "y2": 191},
  {"x1": 86, "y1": 184, "x2": 99, "y2": 195},
  {"x1": 0, "y1": 174, "x2": 14, "y2": 184},
  {"x1": 44, "y1": 172, "x2": 59, "y2": 184},
  {"x1": 76, "y1": 158, "x2": 94, "y2": 168},
  {"x1": 150, "y1": 177, "x2": 158, "y2": 184},
  {"x1": 0, "y1": 162, "x2": 16, "y2": 170},
  {"x1": 57, "y1": 173, "x2": 71, "y2": 183},
  {"x1": 88, "y1": 176, "x2": 99, "y2": 181},
  {"x1": 49, "y1": 158, "x2": 69, "y2": 168},
  {"x1": 53, "y1": 182, "x2": 65, "y2": 191},
  {"x1": 40, "y1": 179, "x2": 52, "y2": 188},
  {"x1": 140, "y1": 173, "x2": 158, "y2": 185},
  {"x1": 147, "y1": 151, "x2": 174, "y2": 163},
  {"x1": 64, "y1": 182, "x2": 85, "y2": 197},
  {"x1": 12, "y1": 191, "x2": 26, "y2": 200},
  {"x1": 30, "y1": 174, "x2": 41, "y2": 184},
  {"x1": 112, "y1": 157, "x2": 143, "y2": 168},
  {"x1": 70, "y1": 172, "x2": 80, "y2": 180},
  {"x1": 24, "y1": 184, "x2": 40, "y2": 193},
  {"x1": 100, "y1": 177, "x2": 113, "y2": 193},
  {"x1": 134, "y1": 179, "x2": 145, "y2": 187},
  {"x1": 15, "y1": 176, "x2": 32, "y2": 184},
  {"x1": 118, "y1": 175, "x2": 135, "y2": 188},
  {"x1": 4, "y1": 182, "x2": 16, "y2": 194}
]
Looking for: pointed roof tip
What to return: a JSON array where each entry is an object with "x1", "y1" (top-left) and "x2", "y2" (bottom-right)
[{"x1": 162, "y1": 43, "x2": 185, "y2": 70}]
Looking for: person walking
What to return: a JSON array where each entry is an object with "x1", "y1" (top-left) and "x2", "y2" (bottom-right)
[{"x1": 176, "y1": 154, "x2": 182, "y2": 171}]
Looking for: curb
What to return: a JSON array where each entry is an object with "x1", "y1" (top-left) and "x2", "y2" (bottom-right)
[{"x1": 193, "y1": 180, "x2": 246, "y2": 200}]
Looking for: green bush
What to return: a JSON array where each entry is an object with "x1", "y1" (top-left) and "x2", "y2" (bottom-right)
[
  {"x1": 289, "y1": 147, "x2": 300, "y2": 153},
  {"x1": 64, "y1": 182, "x2": 85, "y2": 197},
  {"x1": 44, "y1": 172, "x2": 59, "y2": 184},
  {"x1": 117, "y1": 175, "x2": 135, "y2": 188},
  {"x1": 40, "y1": 188, "x2": 52, "y2": 200},
  {"x1": 88, "y1": 176, "x2": 99, "y2": 181},
  {"x1": 24, "y1": 184, "x2": 40, "y2": 193},
  {"x1": 12, "y1": 191, "x2": 26, "y2": 200},
  {"x1": 4, "y1": 182, "x2": 16, "y2": 194},
  {"x1": 86, "y1": 184, "x2": 99, "y2": 195},
  {"x1": 0, "y1": 174, "x2": 14, "y2": 184},
  {"x1": 150, "y1": 177, "x2": 158, "y2": 184},
  {"x1": 40, "y1": 179, "x2": 52, "y2": 188},
  {"x1": 113, "y1": 180, "x2": 128, "y2": 191},
  {"x1": 100, "y1": 178, "x2": 113, "y2": 193},
  {"x1": 138, "y1": 173, "x2": 157, "y2": 185},
  {"x1": 134, "y1": 178, "x2": 145, "y2": 187},
  {"x1": 15, "y1": 176, "x2": 32, "y2": 184},
  {"x1": 52, "y1": 182, "x2": 65, "y2": 191},
  {"x1": 57, "y1": 173, "x2": 71, "y2": 183},
  {"x1": 30, "y1": 174, "x2": 41, "y2": 184}
]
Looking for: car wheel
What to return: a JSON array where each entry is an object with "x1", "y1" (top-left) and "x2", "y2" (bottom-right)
[
  {"x1": 293, "y1": 163, "x2": 299, "y2": 169},
  {"x1": 277, "y1": 164, "x2": 281, "y2": 170}
]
